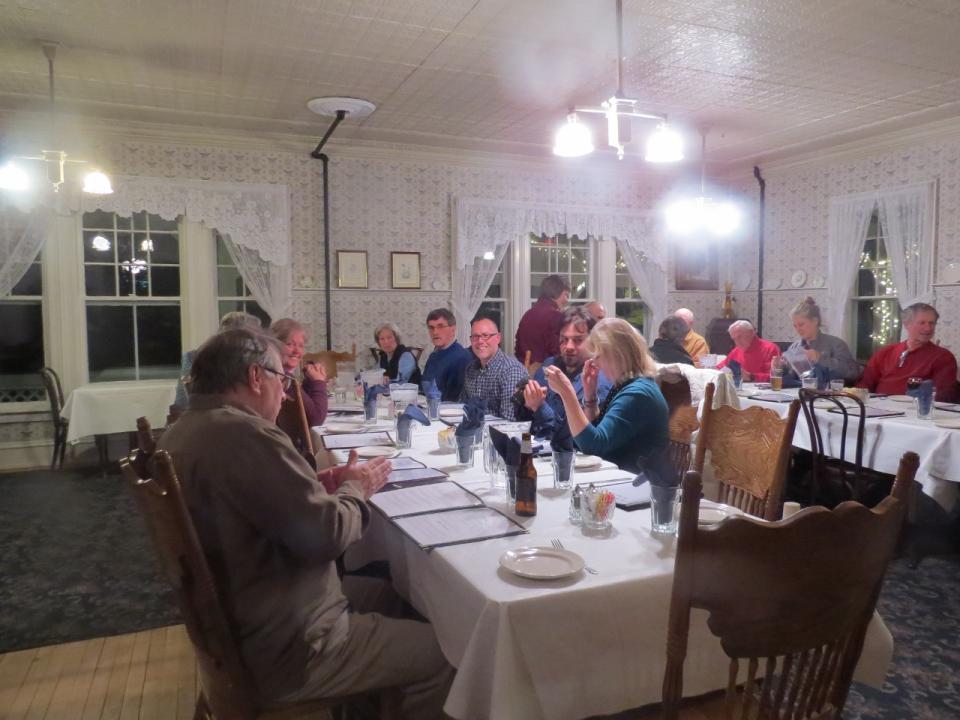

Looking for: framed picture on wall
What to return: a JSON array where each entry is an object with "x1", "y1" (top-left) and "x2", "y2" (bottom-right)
[
  {"x1": 391, "y1": 252, "x2": 421, "y2": 289},
  {"x1": 674, "y1": 244, "x2": 719, "y2": 291},
  {"x1": 337, "y1": 250, "x2": 368, "y2": 288}
]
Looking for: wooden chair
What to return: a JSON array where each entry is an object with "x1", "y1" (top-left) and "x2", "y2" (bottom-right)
[
  {"x1": 120, "y1": 448, "x2": 385, "y2": 720},
  {"x1": 303, "y1": 343, "x2": 357, "y2": 381},
  {"x1": 694, "y1": 382, "x2": 800, "y2": 520},
  {"x1": 662, "y1": 451, "x2": 918, "y2": 720},
  {"x1": 658, "y1": 372, "x2": 699, "y2": 485},
  {"x1": 798, "y1": 388, "x2": 891, "y2": 508},
  {"x1": 39, "y1": 366, "x2": 69, "y2": 470},
  {"x1": 275, "y1": 379, "x2": 317, "y2": 468}
]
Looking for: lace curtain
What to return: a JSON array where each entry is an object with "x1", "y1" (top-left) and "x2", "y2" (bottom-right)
[
  {"x1": 615, "y1": 233, "x2": 668, "y2": 338},
  {"x1": 451, "y1": 244, "x2": 510, "y2": 344},
  {"x1": 220, "y1": 232, "x2": 293, "y2": 320},
  {"x1": 877, "y1": 181, "x2": 936, "y2": 314},
  {"x1": 0, "y1": 200, "x2": 49, "y2": 298},
  {"x1": 826, "y1": 191, "x2": 877, "y2": 335}
]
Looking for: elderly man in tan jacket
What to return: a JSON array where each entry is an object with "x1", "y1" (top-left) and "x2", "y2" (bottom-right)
[{"x1": 674, "y1": 308, "x2": 710, "y2": 364}]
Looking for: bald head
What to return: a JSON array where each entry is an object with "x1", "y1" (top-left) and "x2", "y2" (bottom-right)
[
  {"x1": 674, "y1": 308, "x2": 695, "y2": 329},
  {"x1": 585, "y1": 301, "x2": 606, "y2": 322}
]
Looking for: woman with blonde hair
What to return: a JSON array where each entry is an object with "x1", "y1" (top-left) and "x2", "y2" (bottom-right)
[
  {"x1": 270, "y1": 317, "x2": 328, "y2": 426},
  {"x1": 545, "y1": 318, "x2": 670, "y2": 480},
  {"x1": 787, "y1": 297, "x2": 860, "y2": 383}
]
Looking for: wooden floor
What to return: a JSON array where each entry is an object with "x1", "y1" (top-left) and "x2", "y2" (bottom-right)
[{"x1": 0, "y1": 625, "x2": 198, "y2": 720}]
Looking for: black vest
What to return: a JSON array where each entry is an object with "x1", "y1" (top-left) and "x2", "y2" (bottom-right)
[{"x1": 377, "y1": 344, "x2": 422, "y2": 385}]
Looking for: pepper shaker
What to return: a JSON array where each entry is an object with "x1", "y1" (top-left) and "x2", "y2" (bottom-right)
[{"x1": 569, "y1": 485, "x2": 583, "y2": 524}]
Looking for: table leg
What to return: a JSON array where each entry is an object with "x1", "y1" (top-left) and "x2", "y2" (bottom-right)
[{"x1": 95, "y1": 434, "x2": 109, "y2": 477}]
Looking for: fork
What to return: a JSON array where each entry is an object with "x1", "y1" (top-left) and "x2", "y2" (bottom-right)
[{"x1": 551, "y1": 538, "x2": 599, "y2": 574}]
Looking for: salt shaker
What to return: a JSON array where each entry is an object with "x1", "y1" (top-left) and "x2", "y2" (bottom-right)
[{"x1": 569, "y1": 485, "x2": 583, "y2": 524}]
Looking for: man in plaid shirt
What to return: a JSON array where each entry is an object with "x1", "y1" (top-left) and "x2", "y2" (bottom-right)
[{"x1": 462, "y1": 315, "x2": 528, "y2": 420}]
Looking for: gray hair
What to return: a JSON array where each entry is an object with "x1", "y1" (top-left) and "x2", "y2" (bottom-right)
[
  {"x1": 790, "y1": 296, "x2": 821, "y2": 325},
  {"x1": 728, "y1": 320, "x2": 755, "y2": 334},
  {"x1": 902, "y1": 303, "x2": 939, "y2": 324},
  {"x1": 189, "y1": 328, "x2": 283, "y2": 395},
  {"x1": 219, "y1": 311, "x2": 263, "y2": 331},
  {"x1": 658, "y1": 315, "x2": 690, "y2": 344},
  {"x1": 374, "y1": 322, "x2": 402, "y2": 345},
  {"x1": 269, "y1": 317, "x2": 305, "y2": 343},
  {"x1": 674, "y1": 308, "x2": 694, "y2": 326}
]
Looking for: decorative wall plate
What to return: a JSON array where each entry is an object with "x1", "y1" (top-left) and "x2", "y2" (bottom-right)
[
  {"x1": 941, "y1": 262, "x2": 960, "y2": 284},
  {"x1": 790, "y1": 270, "x2": 807, "y2": 288},
  {"x1": 810, "y1": 276, "x2": 826, "y2": 288}
]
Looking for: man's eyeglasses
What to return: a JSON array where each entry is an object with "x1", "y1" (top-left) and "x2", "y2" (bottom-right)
[
  {"x1": 260, "y1": 365, "x2": 295, "y2": 390},
  {"x1": 427, "y1": 323, "x2": 451, "y2": 331},
  {"x1": 470, "y1": 332, "x2": 499, "y2": 342}
]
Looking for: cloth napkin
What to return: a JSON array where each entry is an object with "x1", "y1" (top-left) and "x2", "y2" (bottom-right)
[
  {"x1": 455, "y1": 397, "x2": 486, "y2": 439},
  {"x1": 907, "y1": 379, "x2": 934, "y2": 413},
  {"x1": 551, "y1": 410, "x2": 574, "y2": 452},
  {"x1": 397, "y1": 403, "x2": 430, "y2": 431},
  {"x1": 422, "y1": 379, "x2": 442, "y2": 401},
  {"x1": 363, "y1": 382, "x2": 390, "y2": 405},
  {"x1": 725, "y1": 358, "x2": 742, "y2": 385}
]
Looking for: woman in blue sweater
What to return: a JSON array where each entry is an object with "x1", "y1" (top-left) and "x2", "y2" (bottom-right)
[{"x1": 545, "y1": 318, "x2": 670, "y2": 482}]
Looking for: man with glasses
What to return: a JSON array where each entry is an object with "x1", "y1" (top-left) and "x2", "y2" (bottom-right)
[
  {"x1": 858, "y1": 302, "x2": 958, "y2": 401},
  {"x1": 462, "y1": 314, "x2": 528, "y2": 420},
  {"x1": 158, "y1": 328, "x2": 453, "y2": 718},
  {"x1": 518, "y1": 307, "x2": 613, "y2": 440},
  {"x1": 421, "y1": 308, "x2": 473, "y2": 401}
]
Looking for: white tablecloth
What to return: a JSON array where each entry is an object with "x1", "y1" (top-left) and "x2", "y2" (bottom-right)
[
  {"x1": 320, "y1": 419, "x2": 893, "y2": 720},
  {"x1": 61, "y1": 380, "x2": 176, "y2": 443},
  {"x1": 739, "y1": 387, "x2": 960, "y2": 510}
]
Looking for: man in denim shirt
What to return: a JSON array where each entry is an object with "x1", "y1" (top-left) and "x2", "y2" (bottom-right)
[{"x1": 518, "y1": 307, "x2": 613, "y2": 440}]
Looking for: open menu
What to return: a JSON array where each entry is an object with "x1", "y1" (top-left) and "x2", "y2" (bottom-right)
[
  {"x1": 388, "y1": 456, "x2": 427, "y2": 470},
  {"x1": 392, "y1": 505, "x2": 527, "y2": 550},
  {"x1": 370, "y1": 481, "x2": 482, "y2": 518},
  {"x1": 321, "y1": 431, "x2": 393, "y2": 450},
  {"x1": 751, "y1": 392, "x2": 796, "y2": 403},
  {"x1": 386, "y1": 467, "x2": 449, "y2": 484}
]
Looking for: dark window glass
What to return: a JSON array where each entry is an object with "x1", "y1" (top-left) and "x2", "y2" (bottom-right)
[
  {"x1": 216, "y1": 234, "x2": 233, "y2": 264},
  {"x1": 149, "y1": 214, "x2": 179, "y2": 232},
  {"x1": 136, "y1": 305, "x2": 182, "y2": 378},
  {"x1": 117, "y1": 233, "x2": 133, "y2": 261},
  {"x1": 616, "y1": 301, "x2": 646, "y2": 336},
  {"x1": 87, "y1": 306, "x2": 135, "y2": 381},
  {"x1": 217, "y1": 267, "x2": 244, "y2": 297},
  {"x1": 133, "y1": 211, "x2": 148, "y2": 231},
  {"x1": 0, "y1": 303, "x2": 44, "y2": 375},
  {"x1": 476, "y1": 301, "x2": 504, "y2": 335},
  {"x1": 151, "y1": 266, "x2": 180, "y2": 296},
  {"x1": 11, "y1": 263, "x2": 42, "y2": 296},
  {"x1": 150, "y1": 234, "x2": 179, "y2": 264},
  {"x1": 85, "y1": 266, "x2": 116, "y2": 296},
  {"x1": 118, "y1": 264, "x2": 135, "y2": 296}
]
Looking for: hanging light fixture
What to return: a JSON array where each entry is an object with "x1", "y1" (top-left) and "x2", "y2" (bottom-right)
[
  {"x1": 0, "y1": 42, "x2": 113, "y2": 196},
  {"x1": 664, "y1": 129, "x2": 740, "y2": 238},
  {"x1": 552, "y1": 0, "x2": 683, "y2": 162}
]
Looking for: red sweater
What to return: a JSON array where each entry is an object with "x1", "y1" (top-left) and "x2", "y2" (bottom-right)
[
  {"x1": 857, "y1": 341, "x2": 958, "y2": 402},
  {"x1": 717, "y1": 337, "x2": 781, "y2": 382},
  {"x1": 514, "y1": 297, "x2": 563, "y2": 364}
]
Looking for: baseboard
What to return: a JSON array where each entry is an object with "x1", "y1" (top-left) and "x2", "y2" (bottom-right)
[{"x1": 0, "y1": 439, "x2": 94, "y2": 473}]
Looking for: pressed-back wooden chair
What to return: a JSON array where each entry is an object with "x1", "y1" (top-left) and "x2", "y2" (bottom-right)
[
  {"x1": 275, "y1": 379, "x2": 317, "y2": 468},
  {"x1": 303, "y1": 343, "x2": 357, "y2": 382},
  {"x1": 662, "y1": 451, "x2": 918, "y2": 720},
  {"x1": 121, "y1": 448, "x2": 393, "y2": 719},
  {"x1": 658, "y1": 372, "x2": 698, "y2": 485},
  {"x1": 39, "y1": 366, "x2": 68, "y2": 469},
  {"x1": 693, "y1": 382, "x2": 800, "y2": 520}
]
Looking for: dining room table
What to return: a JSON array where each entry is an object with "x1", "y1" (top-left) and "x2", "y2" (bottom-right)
[
  {"x1": 738, "y1": 384, "x2": 960, "y2": 511},
  {"x1": 314, "y1": 405, "x2": 894, "y2": 720}
]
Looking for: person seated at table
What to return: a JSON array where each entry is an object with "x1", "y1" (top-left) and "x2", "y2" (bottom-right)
[
  {"x1": 173, "y1": 310, "x2": 263, "y2": 412},
  {"x1": 270, "y1": 318, "x2": 328, "y2": 426},
  {"x1": 421, "y1": 308, "x2": 473, "y2": 401},
  {"x1": 374, "y1": 322, "x2": 422, "y2": 385},
  {"x1": 857, "y1": 302, "x2": 958, "y2": 402},
  {"x1": 514, "y1": 274, "x2": 570, "y2": 365},
  {"x1": 462, "y1": 314, "x2": 528, "y2": 420},
  {"x1": 784, "y1": 296, "x2": 860, "y2": 383},
  {"x1": 650, "y1": 316, "x2": 695, "y2": 366},
  {"x1": 717, "y1": 320, "x2": 781, "y2": 382},
  {"x1": 545, "y1": 318, "x2": 670, "y2": 480},
  {"x1": 674, "y1": 308, "x2": 710, "y2": 364},
  {"x1": 518, "y1": 307, "x2": 613, "y2": 440},
  {"x1": 158, "y1": 328, "x2": 453, "y2": 718},
  {"x1": 584, "y1": 301, "x2": 606, "y2": 322}
]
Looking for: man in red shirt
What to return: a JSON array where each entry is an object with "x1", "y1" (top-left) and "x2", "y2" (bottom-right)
[
  {"x1": 717, "y1": 320, "x2": 781, "y2": 382},
  {"x1": 857, "y1": 303, "x2": 958, "y2": 402},
  {"x1": 514, "y1": 274, "x2": 570, "y2": 365}
]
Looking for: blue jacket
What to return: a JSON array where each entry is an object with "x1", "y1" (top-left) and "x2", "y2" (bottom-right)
[
  {"x1": 422, "y1": 341, "x2": 473, "y2": 402},
  {"x1": 519, "y1": 356, "x2": 614, "y2": 442}
]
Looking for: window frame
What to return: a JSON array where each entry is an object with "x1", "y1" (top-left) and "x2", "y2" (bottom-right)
[{"x1": 849, "y1": 208, "x2": 901, "y2": 362}]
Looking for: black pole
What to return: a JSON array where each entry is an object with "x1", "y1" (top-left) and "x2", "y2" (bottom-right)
[
  {"x1": 311, "y1": 110, "x2": 346, "y2": 159},
  {"x1": 320, "y1": 153, "x2": 332, "y2": 350},
  {"x1": 753, "y1": 165, "x2": 766, "y2": 337}
]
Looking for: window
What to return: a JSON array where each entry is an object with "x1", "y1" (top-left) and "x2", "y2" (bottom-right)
[
  {"x1": 215, "y1": 232, "x2": 270, "y2": 327},
  {"x1": 615, "y1": 249, "x2": 648, "y2": 335},
  {"x1": 529, "y1": 233, "x2": 591, "y2": 302},
  {"x1": 852, "y1": 210, "x2": 900, "y2": 362},
  {"x1": 82, "y1": 211, "x2": 182, "y2": 381},
  {"x1": 0, "y1": 251, "x2": 44, "y2": 404},
  {"x1": 478, "y1": 257, "x2": 509, "y2": 337}
]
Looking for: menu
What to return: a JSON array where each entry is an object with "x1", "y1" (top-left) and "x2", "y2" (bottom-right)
[
  {"x1": 386, "y1": 467, "x2": 449, "y2": 484},
  {"x1": 370, "y1": 481, "x2": 482, "y2": 518},
  {"x1": 393, "y1": 506, "x2": 527, "y2": 550},
  {"x1": 321, "y1": 431, "x2": 393, "y2": 450}
]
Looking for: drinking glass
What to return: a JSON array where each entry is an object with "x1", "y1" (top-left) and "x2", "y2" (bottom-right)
[
  {"x1": 915, "y1": 389, "x2": 935, "y2": 420},
  {"x1": 650, "y1": 484, "x2": 680, "y2": 535},
  {"x1": 427, "y1": 396, "x2": 441, "y2": 420},
  {"x1": 395, "y1": 421, "x2": 413, "y2": 449},
  {"x1": 801, "y1": 374, "x2": 818, "y2": 391},
  {"x1": 829, "y1": 379, "x2": 845, "y2": 392},
  {"x1": 770, "y1": 357, "x2": 784, "y2": 391},
  {"x1": 455, "y1": 434, "x2": 475, "y2": 467},
  {"x1": 552, "y1": 451, "x2": 575, "y2": 490}
]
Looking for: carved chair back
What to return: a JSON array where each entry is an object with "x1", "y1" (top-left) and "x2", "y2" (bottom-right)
[{"x1": 303, "y1": 343, "x2": 357, "y2": 382}]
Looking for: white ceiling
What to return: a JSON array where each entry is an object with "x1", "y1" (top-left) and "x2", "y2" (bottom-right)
[{"x1": 2, "y1": 0, "x2": 960, "y2": 165}]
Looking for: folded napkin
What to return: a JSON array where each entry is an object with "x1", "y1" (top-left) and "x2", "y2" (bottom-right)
[
  {"x1": 397, "y1": 403, "x2": 430, "y2": 426},
  {"x1": 725, "y1": 358, "x2": 742, "y2": 385},
  {"x1": 455, "y1": 397, "x2": 486, "y2": 438},
  {"x1": 422, "y1": 379, "x2": 442, "y2": 401},
  {"x1": 551, "y1": 411, "x2": 574, "y2": 452},
  {"x1": 907, "y1": 379, "x2": 934, "y2": 413},
  {"x1": 363, "y1": 382, "x2": 390, "y2": 404}
]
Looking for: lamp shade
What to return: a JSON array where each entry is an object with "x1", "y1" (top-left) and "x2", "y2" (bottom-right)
[
  {"x1": 645, "y1": 124, "x2": 684, "y2": 163},
  {"x1": 553, "y1": 115, "x2": 594, "y2": 157},
  {"x1": 82, "y1": 170, "x2": 113, "y2": 195}
]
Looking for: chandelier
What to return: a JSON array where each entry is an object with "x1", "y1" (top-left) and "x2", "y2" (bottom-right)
[
  {"x1": 552, "y1": 0, "x2": 683, "y2": 162},
  {"x1": 0, "y1": 43, "x2": 113, "y2": 195},
  {"x1": 665, "y1": 130, "x2": 740, "y2": 237}
]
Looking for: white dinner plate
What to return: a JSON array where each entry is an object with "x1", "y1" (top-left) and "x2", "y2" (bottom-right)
[
  {"x1": 574, "y1": 454, "x2": 602, "y2": 471},
  {"x1": 887, "y1": 395, "x2": 914, "y2": 403},
  {"x1": 323, "y1": 421, "x2": 365, "y2": 434},
  {"x1": 499, "y1": 546, "x2": 585, "y2": 580},
  {"x1": 934, "y1": 417, "x2": 960, "y2": 430},
  {"x1": 698, "y1": 507, "x2": 735, "y2": 526},
  {"x1": 355, "y1": 446, "x2": 400, "y2": 459}
]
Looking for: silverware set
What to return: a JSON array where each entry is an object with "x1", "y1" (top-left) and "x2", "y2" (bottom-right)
[{"x1": 551, "y1": 538, "x2": 598, "y2": 574}]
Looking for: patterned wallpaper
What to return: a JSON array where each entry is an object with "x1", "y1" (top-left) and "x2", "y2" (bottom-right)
[{"x1": 757, "y1": 133, "x2": 960, "y2": 350}]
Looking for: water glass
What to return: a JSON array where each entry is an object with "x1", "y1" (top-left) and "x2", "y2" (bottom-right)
[
  {"x1": 363, "y1": 400, "x2": 378, "y2": 425},
  {"x1": 915, "y1": 389, "x2": 936, "y2": 420},
  {"x1": 552, "y1": 451, "x2": 575, "y2": 490},
  {"x1": 455, "y1": 435, "x2": 475, "y2": 467},
  {"x1": 395, "y1": 421, "x2": 413, "y2": 449},
  {"x1": 829, "y1": 379, "x2": 845, "y2": 392},
  {"x1": 427, "y1": 396, "x2": 441, "y2": 420},
  {"x1": 801, "y1": 374, "x2": 818, "y2": 391},
  {"x1": 650, "y1": 484, "x2": 680, "y2": 535}
]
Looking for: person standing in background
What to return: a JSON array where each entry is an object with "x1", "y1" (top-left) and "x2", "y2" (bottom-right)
[{"x1": 515, "y1": 274, "x2": 570, "y2": 365}]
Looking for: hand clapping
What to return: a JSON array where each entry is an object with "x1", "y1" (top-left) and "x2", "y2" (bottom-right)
[
  {"x1": 304, "y1": 361, "x2": 327, "y2": 383},
  {"x1": 342, "y1": 450, "x2": 392, "y2": 499},
  {"x1": 523, "y1": 379, "x2": 548, "y2": 411}
]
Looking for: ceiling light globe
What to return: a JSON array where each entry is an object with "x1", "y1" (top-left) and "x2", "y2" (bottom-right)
[
  {"x1": 82, "y1": 170, "x2": 113, "y2": 195},
  {"x1": 708, "y1": 202, "x2": 740, "y2": 237},
  {"x1": 553, "y1": 115, "x2": 594, "y2": 157},
  {"x1": 0, "y1": 161, "x2": 30, "y2": 192},
  {"x1": 91, "y1": 235, "x2": 112, "y2": 252},
  {"x1": 645, "y1": 124, "x2": 684, "y2": 163}
]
